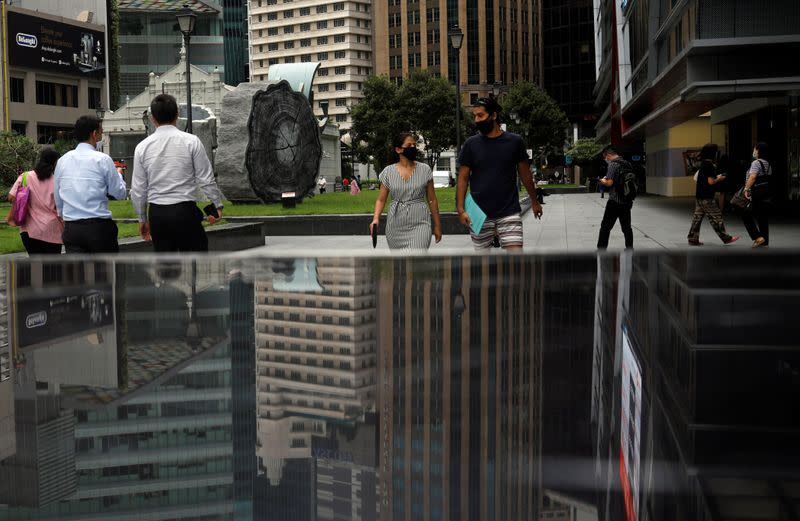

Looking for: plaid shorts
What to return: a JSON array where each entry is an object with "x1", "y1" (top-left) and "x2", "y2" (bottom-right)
[{"x1": 470, "y1": 214, "x2": 523, "y2": 250}]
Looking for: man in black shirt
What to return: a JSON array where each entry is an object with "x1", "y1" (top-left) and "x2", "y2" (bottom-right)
[
  {"x1": 597, "y1": 145, "x2": 634, "y2": 249},
  {"x1": 456, "y1": 97, "x2": 543, "y2": 251},
  {"x1": 687, "y1": 143, "x2": 739, "y2": 246}
]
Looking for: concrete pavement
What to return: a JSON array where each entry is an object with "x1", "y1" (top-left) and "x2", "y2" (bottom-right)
[{"x1": 242, "y1": 193, "x2": 800, "y2": 254}]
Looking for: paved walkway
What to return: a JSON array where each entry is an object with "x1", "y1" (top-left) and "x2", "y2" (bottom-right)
[{"x1": 244, "y1": 193, "x2": 800, "y2": 255}]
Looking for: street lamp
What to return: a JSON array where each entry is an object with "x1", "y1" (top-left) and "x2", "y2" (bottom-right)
[
  {"x1": 448, "y1": 25, "x2": 464, "y2": 158},
  {"x1": 95, "y1": 101, "x2": 105, "y2": 121},
  {"x1": 492, "y1": 81, "x2": 502, "y2": 98},
  {"x1": 176, "y1": 4, "x2": 197, "y2": 134}
]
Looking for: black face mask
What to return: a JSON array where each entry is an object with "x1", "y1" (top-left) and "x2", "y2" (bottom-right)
[
  {"x1": 401, "y1": 147, "x2": 418, "y2": 161},
  {"x1": 476, "y1": 118, "x2": 495, "y2": 135}
]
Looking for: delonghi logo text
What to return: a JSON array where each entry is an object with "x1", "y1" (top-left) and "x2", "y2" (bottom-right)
[
  {"x1": 16, "y1": 33, "x2": 38, "y2": 48},
  {"x1": 26, "y1": 311, "x2": 47, "y2": 328}
]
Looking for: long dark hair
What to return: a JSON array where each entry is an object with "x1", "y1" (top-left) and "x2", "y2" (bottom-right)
[
  {"x1": 388, "y1": 131, "x2": 416, "y2": 164},
  {"x1": 699, "y1": 143, "x2": 718, "y2": 162},
  {"x1": 754, "y1": 141, "x2": 769, "y2": 160},
  {"x1": 33, "y1": 148, "x2": 60, "y2": 181}
]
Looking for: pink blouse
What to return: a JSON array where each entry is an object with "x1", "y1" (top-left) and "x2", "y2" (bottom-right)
[{"x1": 9, "y1": 171, "x2": 63, "y2": 245}]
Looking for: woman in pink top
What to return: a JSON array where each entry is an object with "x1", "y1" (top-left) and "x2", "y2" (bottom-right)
[{"x1": 7, "y1": 149, "x2": 63, "y2": 254}]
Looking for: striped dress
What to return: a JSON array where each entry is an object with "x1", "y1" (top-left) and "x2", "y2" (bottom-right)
[{"x1": 379, "y1": 162, "x2": 433, "y2": 250}]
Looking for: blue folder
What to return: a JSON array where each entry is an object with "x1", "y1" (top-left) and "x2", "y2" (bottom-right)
[{"x1": 464, "y1": 193, "x2": 487, "y2": 235}]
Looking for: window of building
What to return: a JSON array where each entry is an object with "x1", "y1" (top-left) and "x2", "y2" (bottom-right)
[
  {"x1": 334, "y1": 19, "x2": 345, "y2": 27},
  {"x1": 301, "y1": 54, "x2": 312, "y2": 62},
  {"x1": 427, "y1": 28, "x2": 440, "y2": 45},
  {"x1": 318, "y1": 84, "x2": 330, "y2": 92},
  {"x1": 408, "y1": 53, "x2": 421, "y2": 68},
  {"x1": 335, "y1": 66, "x2": 346, "y2": 74},
  {"x1": 407, "y1": 31, "x2": 420, "y2": 47},
  {"x1": 318, "y1": 51, "x2": 329, "y2": 60},
  {"x1": 333, "y1": 2, "x2": 345, "y2": 10},
  {"x1": 427, "y1": 50, "x2": 441, "y2": 67},
  {"x1": 356, "y1": 35, "x2": 369, "y2": 44},
  {"x1": 470, "y1": 92, "x2": 479, "y2": 104},
  {"x1": 334, "y1": 34, "x2": 345, "y2": 43},
  {"x1": 426, "y1": 7, "x2": 440, "y2": 23},
  {"x1": 36, "y1": 124, "x2": 73, "y2": 144},
  {"x1": 316, "y1": 4, "x2": 327, "y2": 13},
  {"x1": 317, "y1": 36, "x2": 328, "y2": 45},
  {"x1": 11, "y1": 122, "x2": 26, "y2": 136},
  {"x1": 284, "y1": 9, "x2": 293, "y2": 18},
  {"x1": 283, "y1": 25, "x2": 293, "y2": 33},
  {"x1": 268, "y1": 27, "x2": 278, "y2": 35},
  {"x1": 35, "y1": 81, "x2": 78, "y2": 107},
  {"x1": 318, "y1": 68, "x2": 328, "y2": 76},
  {"x1": 317, "y1": 20, "x2": 328, "y2": 30},
  {"x1": 300, "y1": 23, "x2": 310, "y2": 31},
  {"x1": 389, "y1": 55, "x2": 402, "y2": 69},
  {"x1": 336, "y1": 114, "x2": 347, "y2": 122},
  {"x1": 299, "y1": 6, "x2": 310, "y2": 15},
  {"x1": 388, "y1": 12, "x2": 401, "y2": 27},
  {"x1": 269, "y1": 58, "x2": 279, "y2": 65},
  {"x1": 284, "y1": 41, "x2": 294, "y2": 48},
  {"x1": 267, "y1": 12, "x2": 277, "y2": 20},
  {"x1": 408, "y1": 10, "x2": 420, "y2": 25},
  {"x1": 334, "y1": 50, "x2": 346, "y2": 59},
  {"x1": 389, "y1": 34, "x2": 400, "y2": 49},
  {"x1": 269, "y1": 42, "x2": 279, "y2": 51},
  {"x1": 10, "y1": 77, "x2": 24, "y2": 103},
  {"x1": 301, "y1": 38, "x2": 311, "y2": 47},
  {"x1": 335, "y1": 98, "x2": 347, "y2": 107},
  {"x1": 335, "y1": 82, "x2": 346, "y2": 91}
]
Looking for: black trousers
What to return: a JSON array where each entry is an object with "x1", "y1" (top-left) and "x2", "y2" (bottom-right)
[
  {"x1": 597, "y1": 200, "x2": 633, "y2": 249},
  {"x1": 20, "y1": 232, "x2": 62, "y2": 254},
  {"x1": 742, "y1": 202, "x2": 769, "y2": 244},
  {"x1": 63, "y1": 219, "x2": 119, "y2": 253},
  {"x1": 149, "y1": 201, "x2": 208, "y2": 252}
]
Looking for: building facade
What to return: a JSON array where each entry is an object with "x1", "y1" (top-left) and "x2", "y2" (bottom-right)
[
  {"x1": 377, "y1": 257, "x2": 544, "y2": 521},
  {"x1": 594, "y1": 0, "x2": 800, "y2": 199},
  {"x1": 118, "y1": 0, "x2": 225, "y2": 106},
  {"x1": 2, "y1": 6, "x2": 108, "y2": 143},
  {"x1": 249, "y1": 0, "x2": 374, "y2": 129},
  {"x1": 374, "y1": 0, "x2": 542, "y2": 105},
  {"x1": 542, "y1": 0, "x2": 596, "y2": 138},
  {"x1": 222, "y1": 0, "x2": 251, "y2": 85}
]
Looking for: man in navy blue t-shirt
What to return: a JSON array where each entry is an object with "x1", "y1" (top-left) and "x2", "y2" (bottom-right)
[{"x1": 456, "y1": 97, "x2": 543, "y2": 250}]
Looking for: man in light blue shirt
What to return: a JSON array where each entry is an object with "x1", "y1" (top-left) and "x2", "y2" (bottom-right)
[{"x1": 54, "y1": 115, "x2": 127, "y2": 253}]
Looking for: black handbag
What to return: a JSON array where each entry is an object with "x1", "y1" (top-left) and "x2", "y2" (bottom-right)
[
  {"x1": 750, "y1": 160, "x2": 771, "y2": 200},
  {"x1": 730, "y1": 187, "x2": 751, "y2": 211}
]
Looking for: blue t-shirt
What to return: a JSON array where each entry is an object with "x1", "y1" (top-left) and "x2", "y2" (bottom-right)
[{"x1": 458, "y1": 131, "x2": 528, "y2": 219}]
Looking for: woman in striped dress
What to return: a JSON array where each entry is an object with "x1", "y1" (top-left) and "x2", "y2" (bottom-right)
[{"x1": 370, "y1": 132, "x2": 442, "y2": 250}]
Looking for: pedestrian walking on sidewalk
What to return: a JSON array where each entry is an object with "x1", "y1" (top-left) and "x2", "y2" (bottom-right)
[
  {"x1": 456, "y1": 97, "x2": 543, "y2": 251},
  {"x1": 687, "y1": 144, "x2": 739, "y2": 246},
  {"x1": 131, "y1": 94, "x2": 225, "y2": 252},
  {"x1": 6, "y1": 148, "x2": 63, "y2": 254},
  {"x1": 597, "y1": 146, "x2": 635, "y2": 249},
  {"x1": 370, "y1": 132, "x2": 442, "y2": 250},
  {"x1": 55, "y1": 115, "x2": 128, "y2": 253},
  {"x1": 741, "y1": 142, "x2": 772, "y2": 248}
]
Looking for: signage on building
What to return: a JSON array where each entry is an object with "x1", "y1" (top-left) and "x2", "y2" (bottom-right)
[
  {"x1": 7, "y1": 10, "x2": 105, "y2": 78},
  {"x1": 15, "y1": 286, "x2": 114, "y2": 348}
]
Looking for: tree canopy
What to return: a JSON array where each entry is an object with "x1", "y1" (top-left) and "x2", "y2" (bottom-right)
[
  {"x1": 0, "y1": 132, "x2": 38, "y2": 188},
  {"x1": 500, "y1": 81, "x2": 570, "y2": 156}
]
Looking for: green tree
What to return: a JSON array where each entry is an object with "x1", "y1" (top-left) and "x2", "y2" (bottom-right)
[
  {"x1": 53, "y1": 138, "x2": 78, "y2": 156},
  {"x1": 501, "y1": 81, "x2": 569, "y2": 156},
  {"x1": 350, "y1": 75, "x2": 400, "y2": 172},
  {"x1": 566, "y1": 138, "x2": 604, "y2": 164},
  {"x1": 0, "y1": 132, "x2": 38, "y2": 188},
  {"x1": 396, "y1": 69, "x2": 465, "y2": 170},
  {"x1": 107, "y1": 0, "x2": 122, "y2": 110}
]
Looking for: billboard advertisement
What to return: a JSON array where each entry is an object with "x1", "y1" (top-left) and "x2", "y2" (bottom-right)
[
  {"x1": 7, "y1": 10, "x2": 105, "y2": 78},
  {"x1": 15, "y1": 285, "x2": 114, "y2": 348}
]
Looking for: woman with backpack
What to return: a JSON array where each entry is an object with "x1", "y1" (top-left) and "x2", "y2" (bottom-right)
[
  {"x1": 6, "y1": 148, "x2": 63, "y2": 254},
  {"x1": 687, "y1": 144, "x2": 739, "y2": 246},
  {"x1": 741, "y1": 142, "x2": 772, "y2": 248}
]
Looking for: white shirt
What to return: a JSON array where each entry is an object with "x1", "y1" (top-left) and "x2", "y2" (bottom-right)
[
  {"x1": 318, "y1": 178, "x2": 327, "y2": 188},
  {"x1": 54, "y1": 143, "x2": 127, "y2": 221},
  {"x1": 131, "y1": 125, "x2": 224, "y2": 223}
]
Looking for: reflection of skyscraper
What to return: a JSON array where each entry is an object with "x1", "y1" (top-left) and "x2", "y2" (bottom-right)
[
  {"x1": 377, "y1": 257, "x2": 544, "y2": 521},
  {"x1": 593, "y1": 253, "x2": 800, "y2": 521},
  {"x1": 0, "y1": 263, "x2": 14, "y2": 463},
  {"x1": 254, "y1": 258, "x2": 378, "y2": 518}
]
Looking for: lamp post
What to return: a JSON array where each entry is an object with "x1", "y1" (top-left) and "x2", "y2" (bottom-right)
[
  {"x1": 491, "y1": 81, "x2": 502, "y2": 99},
  {"x1": 448, "y1": 25, "x2": 464, "y2": 158},
  {"x1": 95, "y1": 102, "x2": 105, "y2": 121},
  {"x1": 176, "y1": 4, "x2": 197, "y2": 134}
]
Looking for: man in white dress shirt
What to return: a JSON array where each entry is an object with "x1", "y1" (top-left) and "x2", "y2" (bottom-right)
[{"x1": 131, "y1": 94, "x2": 225, "y2": 252}]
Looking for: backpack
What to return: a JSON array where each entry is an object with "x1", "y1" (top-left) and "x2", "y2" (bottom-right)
[{"x1": 615, "y1": 160, "x2": 638, "y2": 203}]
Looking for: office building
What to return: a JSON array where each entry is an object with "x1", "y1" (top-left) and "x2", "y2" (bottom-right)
[
  {"x1": 118, "y1": 0, "x2": 225, "y2": 105},
  {"x1": 541, "y1": 0, "x2": 596, "y2": 138},
  {"x1": 377, "y1": 256, "x2": 544, "y2": 521},
  {"x1": 593, "y1": 0, "x2": 800, "y2": 199},
  {"x1": 2, "y1": 5, "x2": 108, "y2": 143},
  {"x1": 249, "y1": 0, "x2": 374, "y2": 129},
  {"x1": 374, "y1": 0, "x2": 542, "y2": 105},
  {"x1": 222, "y1": 0, "x2": 251, "y2": 85}
]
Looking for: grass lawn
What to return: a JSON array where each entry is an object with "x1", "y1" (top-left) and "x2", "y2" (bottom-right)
[
  {"x1": 539, "y1": 184, "x2": 580, "y2": 189},
  {"x1": 0, "y1": 189, "x2": 459, "y2": 253}
]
